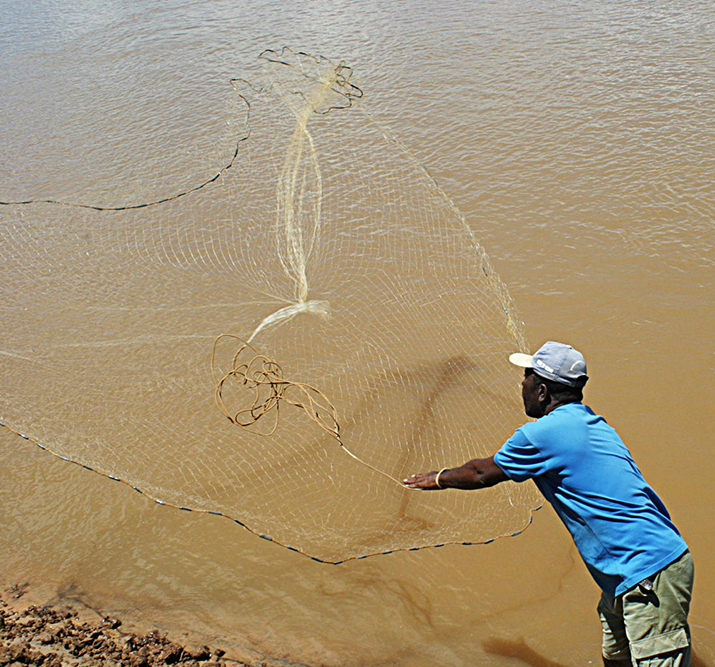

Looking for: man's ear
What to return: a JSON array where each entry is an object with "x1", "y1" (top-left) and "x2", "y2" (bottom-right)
[{"x1": 537, "y1": 381, "x2": 549, "y2": 402}]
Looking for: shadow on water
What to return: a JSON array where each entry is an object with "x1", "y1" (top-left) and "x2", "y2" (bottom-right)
[
  {"x1": 482, "y1": 636, "x2": 711, "y2": 667},
  {"x1": 694, "y1": 651, "x2": 711, "y2": 667},
  {"x1": 482, "y1": 637, "x2": 566, "y2": 666}
]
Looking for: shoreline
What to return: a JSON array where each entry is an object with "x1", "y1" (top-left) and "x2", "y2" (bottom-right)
[{"x1": 0, "y1": 582, "x2": 252, "y2": 667}]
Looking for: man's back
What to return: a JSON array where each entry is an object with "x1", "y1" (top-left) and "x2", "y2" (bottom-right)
[{"x1": 494, "y1": 402, "x2": 688, "y2": 596}]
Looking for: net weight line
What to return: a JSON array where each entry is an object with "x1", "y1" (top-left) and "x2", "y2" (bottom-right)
[
  {"x1": 0, "y1": 126, "x2": 247, "y2": 211},
  {"x1": 0, "y1": 420, "x2": 540, "y2": 564},
  {"x1": 0, "y1": 48, "x2": 362, "y2": 212}
]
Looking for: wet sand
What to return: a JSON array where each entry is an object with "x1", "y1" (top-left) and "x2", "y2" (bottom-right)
[{"x1": 0, "y1": 583, "x2": 246, "y2": 667}]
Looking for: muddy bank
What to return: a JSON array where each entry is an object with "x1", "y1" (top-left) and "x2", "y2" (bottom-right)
[{"x1": 0, "y1": 584, "x2": 249, "y2": 667}]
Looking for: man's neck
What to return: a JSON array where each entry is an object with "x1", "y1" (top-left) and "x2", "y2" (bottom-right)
[{"x1": 543, "y1": 398, "x2": 580, "y2": 416}]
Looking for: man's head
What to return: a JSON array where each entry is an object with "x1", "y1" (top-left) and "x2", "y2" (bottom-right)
[{"x1": 509, "y1": 342, "x2": 588, "y2": 418}]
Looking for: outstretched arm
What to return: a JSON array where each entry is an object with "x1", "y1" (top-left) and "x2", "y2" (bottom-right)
[{"x1": 403, "y1": 456, "x2": 508, "y2": 491}]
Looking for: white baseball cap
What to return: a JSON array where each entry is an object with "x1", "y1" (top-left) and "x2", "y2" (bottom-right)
[{"x1": 510, "y1": 341, "x2": 589, "y2": 388}]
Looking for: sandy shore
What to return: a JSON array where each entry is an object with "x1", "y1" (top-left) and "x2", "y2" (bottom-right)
[{"x1": 0, "y1": 583, "x2": 250, "y2": 667}]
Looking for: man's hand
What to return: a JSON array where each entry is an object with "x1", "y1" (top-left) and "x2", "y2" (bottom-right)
[{"x1": 403, "y1": 471, "x2": 442, "y2": 490}]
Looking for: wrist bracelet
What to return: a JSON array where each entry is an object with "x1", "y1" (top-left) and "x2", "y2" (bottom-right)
[{"x1": 435, "y1": 467, "x2": 449, "y2": 489}]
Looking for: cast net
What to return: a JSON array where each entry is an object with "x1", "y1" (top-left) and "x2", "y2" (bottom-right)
[{"x1": 0, "y1": 48, "x2": 540, "y2": 563}]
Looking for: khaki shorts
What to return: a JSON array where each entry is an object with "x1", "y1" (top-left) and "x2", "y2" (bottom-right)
[{"x1": 598, "y1": 550, "x2": 694, "y2": 666}]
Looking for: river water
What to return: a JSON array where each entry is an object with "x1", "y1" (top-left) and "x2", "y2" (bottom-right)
[{"x1": 1, "y1": 1, "x2": 713, "y2": 664}]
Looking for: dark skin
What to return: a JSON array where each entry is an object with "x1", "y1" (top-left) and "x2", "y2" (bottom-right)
[{"x1": 402, "y1": 369, "x2": 573, "y2": 494}]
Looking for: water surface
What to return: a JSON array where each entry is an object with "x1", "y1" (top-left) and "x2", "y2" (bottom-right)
[{"x1": 1, "y1": 1, "x2": 713, "y2": 664}]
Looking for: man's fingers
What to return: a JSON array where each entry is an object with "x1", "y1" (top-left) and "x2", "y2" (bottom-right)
[
  {"x1": 403, "y1": 474, "x2": 423, "y2": 483},
  {"x1": 402, "y1": 472, "x2": 430, "y2": 484},
  {"x1": 402, "y1": 471, "x2": 439, "y2": 490}
]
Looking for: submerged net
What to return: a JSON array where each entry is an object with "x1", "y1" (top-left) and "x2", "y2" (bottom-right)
[{"x1": 0, "y1": 48, "x2": 540, "y2": 563}]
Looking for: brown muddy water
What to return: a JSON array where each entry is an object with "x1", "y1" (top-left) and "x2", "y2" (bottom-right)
[{"x1": 1, "y1": 1, "x2": 714, "y2": 665}]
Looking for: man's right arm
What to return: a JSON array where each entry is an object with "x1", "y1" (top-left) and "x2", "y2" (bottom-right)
[{"x1": 403, "y1": 456, "x2": 509, "y2": 491}]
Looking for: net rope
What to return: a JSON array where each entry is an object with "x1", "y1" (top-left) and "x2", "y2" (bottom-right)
[
  {"x1": 212, "y1": 335, "x2": 403, "y2": 486},
  {"x1": 0, "y1": 48, "x2": 541, "y2": 563}
]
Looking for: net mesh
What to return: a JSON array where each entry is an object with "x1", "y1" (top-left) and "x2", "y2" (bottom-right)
[{"x1": 0, "y1": 48, "x2": 540, "y2": 563}]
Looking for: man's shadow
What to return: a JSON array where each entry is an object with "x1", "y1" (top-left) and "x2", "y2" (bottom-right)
[
  {"x1": 482, "y1": 636, "x2": 709, "y2": 666},
  {"x1": 482, "y1": 637, "x2": 566, "y2": 667}
]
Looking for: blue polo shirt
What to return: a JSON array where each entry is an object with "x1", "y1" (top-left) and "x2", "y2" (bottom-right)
[{"x1": 494, "y1": 403, "x2": 687, "y2": 597}]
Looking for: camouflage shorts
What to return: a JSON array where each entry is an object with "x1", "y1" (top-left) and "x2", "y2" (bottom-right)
[{"x1": 598, "y1": 550, "x2": 694, "y2": 666}]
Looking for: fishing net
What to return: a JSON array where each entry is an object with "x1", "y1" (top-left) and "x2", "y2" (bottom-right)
[{"x1": 0, "y1": 48, "x2": 540, "y2": 563}]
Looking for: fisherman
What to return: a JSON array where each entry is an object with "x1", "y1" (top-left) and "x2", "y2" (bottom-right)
[{"x1": 403, "y1": 341, "x2": 693, "y2": 666}]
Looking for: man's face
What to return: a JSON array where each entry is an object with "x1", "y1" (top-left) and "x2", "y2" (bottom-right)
[{"x1": 521, "y1": 369, "x2": 545, "y2": 418}]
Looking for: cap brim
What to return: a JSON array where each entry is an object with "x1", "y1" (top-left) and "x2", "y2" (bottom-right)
[{"x1": 509, "y1": 352, "x2": 534, "y2": 368}]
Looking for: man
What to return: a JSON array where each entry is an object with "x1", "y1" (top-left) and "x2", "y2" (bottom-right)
[{"x1": 404, "y1": 341, "x2": 693, "y2": 666}]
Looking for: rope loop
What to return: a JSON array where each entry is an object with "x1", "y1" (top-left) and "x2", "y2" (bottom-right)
[{"x1": 211, "y1": 334, "x2": 401, "y2": 484}]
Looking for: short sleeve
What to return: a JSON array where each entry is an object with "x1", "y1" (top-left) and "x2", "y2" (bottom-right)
[{"x1": 493, "y1": 426, "x2": 551, "y2": 482}]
